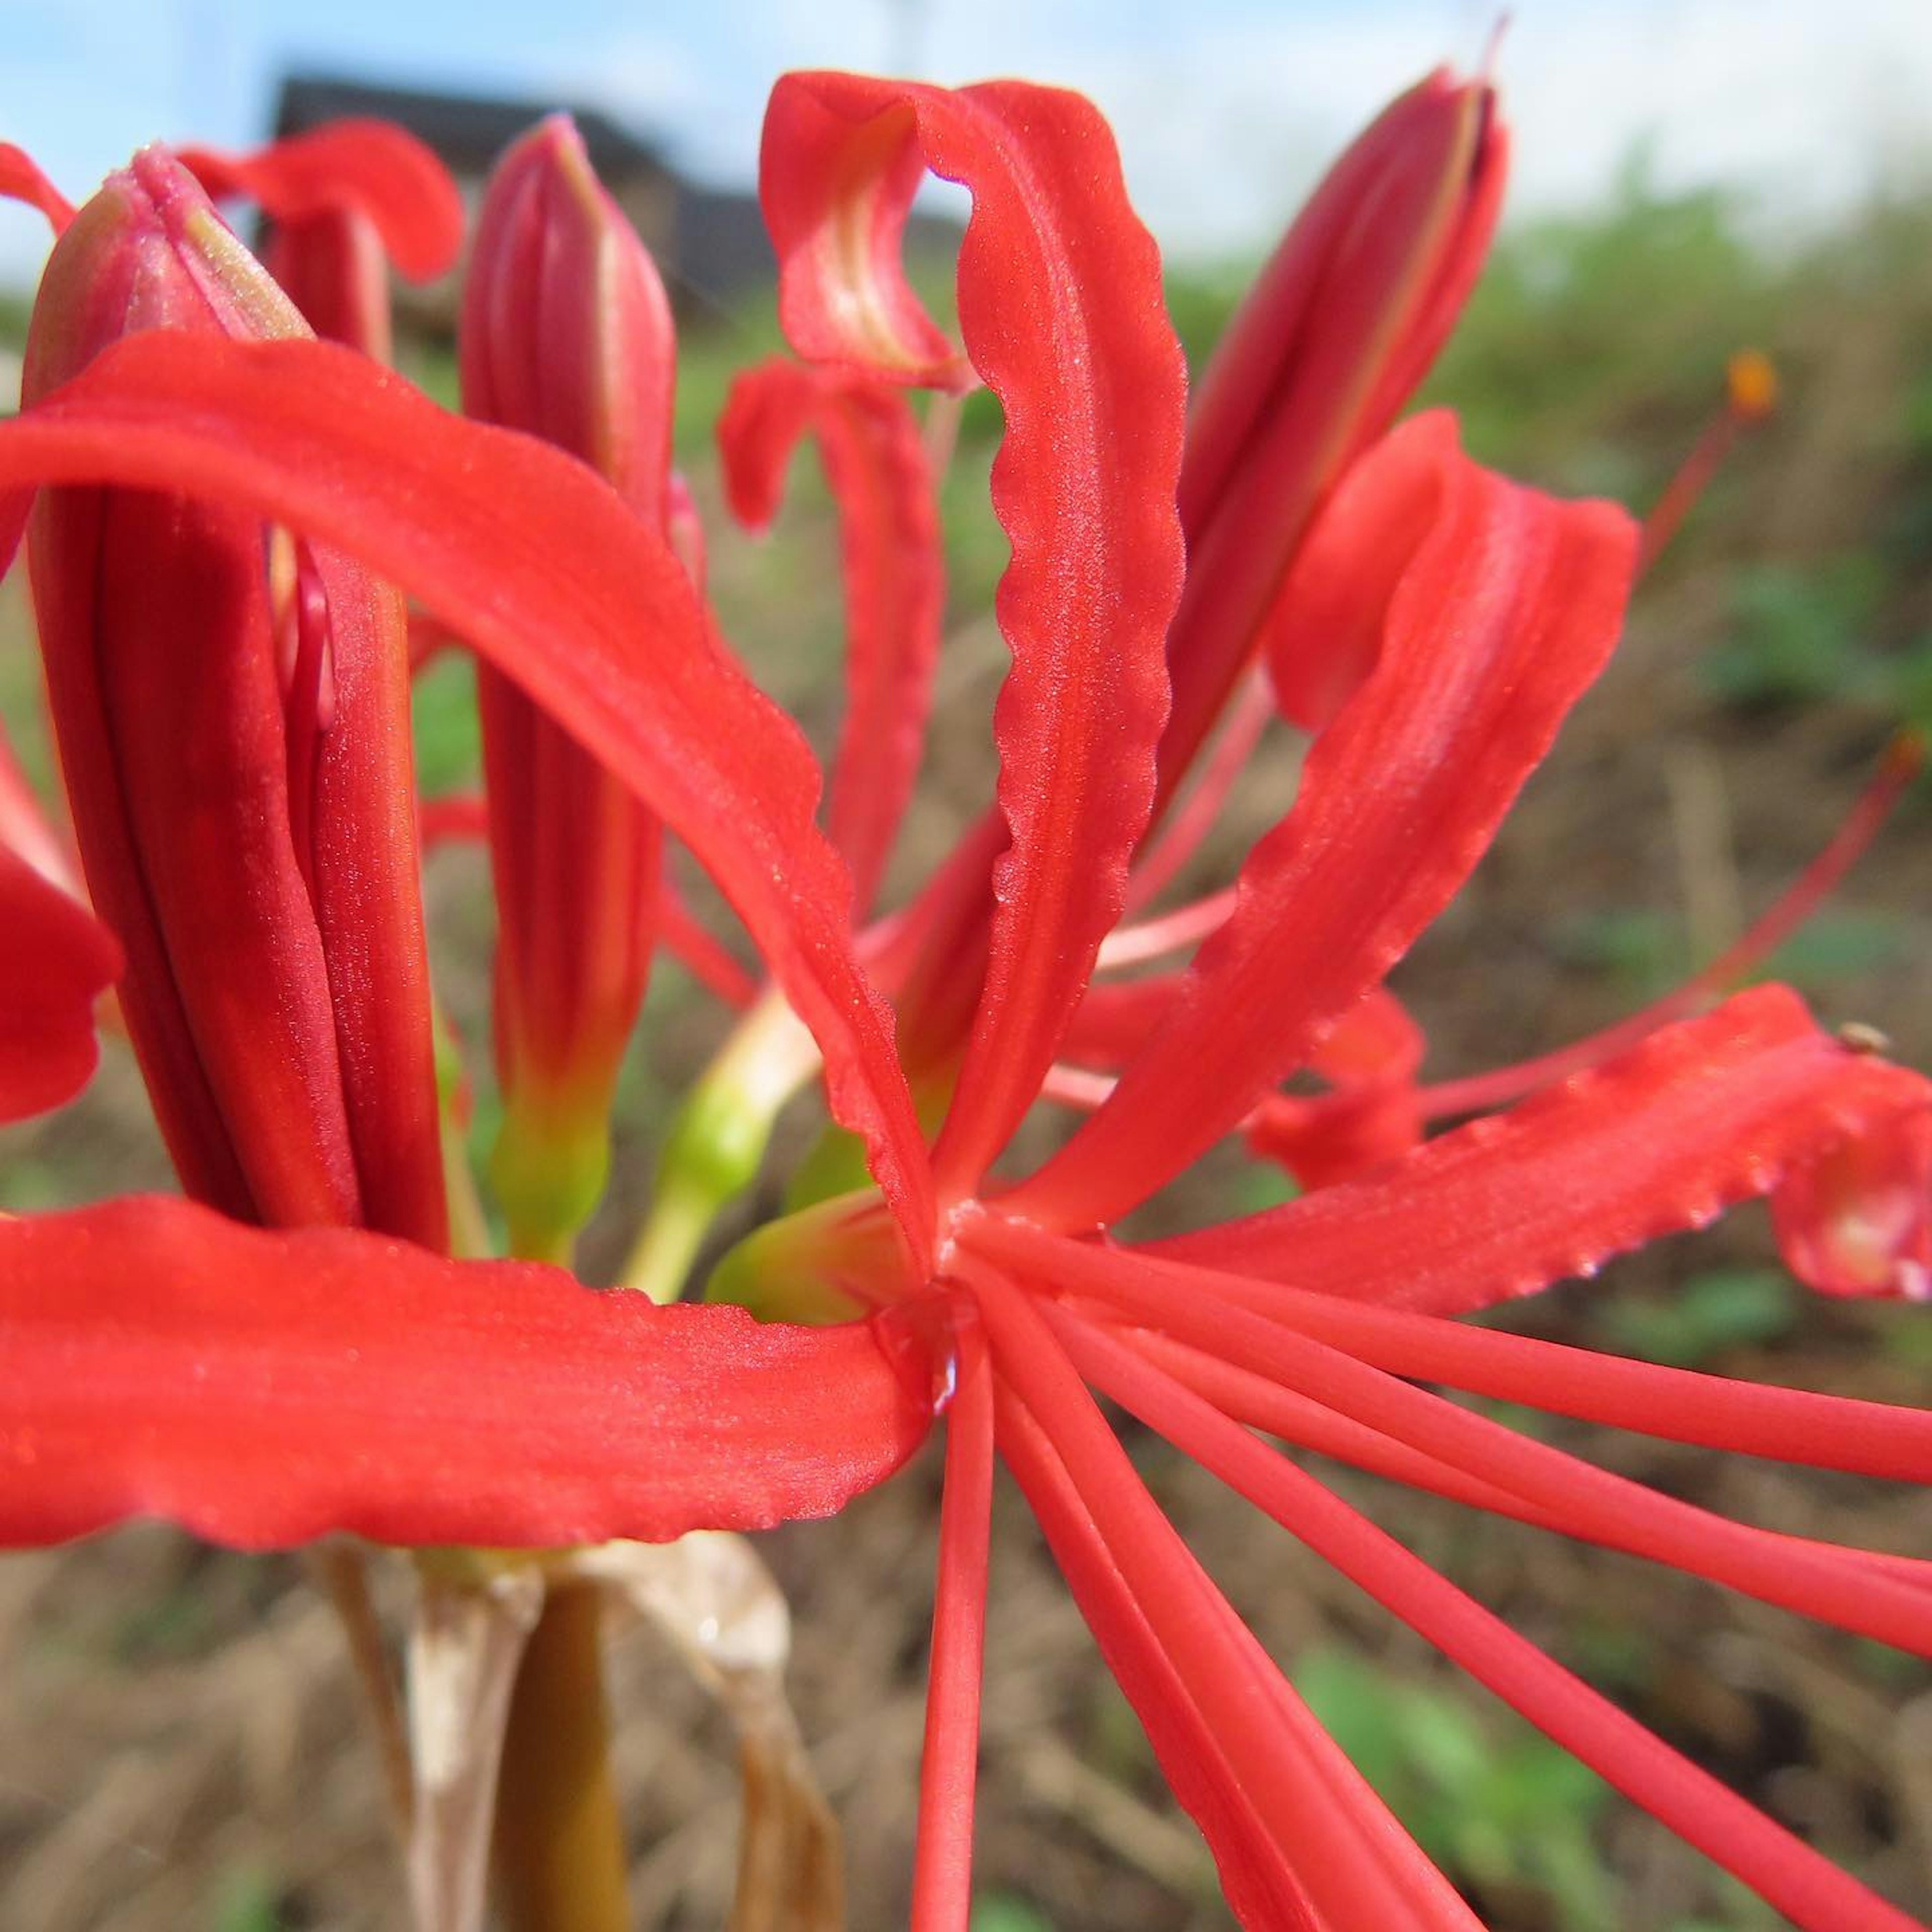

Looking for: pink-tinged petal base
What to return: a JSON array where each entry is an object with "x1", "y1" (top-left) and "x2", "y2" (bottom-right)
[
  {"x1": 0, "y1": 843, "x2": 120, "y2": 1121},
  {"x1": 0, "y1": 1197, "x2": 932, "y2": 1551}
]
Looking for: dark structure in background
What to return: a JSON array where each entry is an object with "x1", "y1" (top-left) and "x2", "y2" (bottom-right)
[{"x1": 274, "y1": 74, "x2": 957, "y2": 336}]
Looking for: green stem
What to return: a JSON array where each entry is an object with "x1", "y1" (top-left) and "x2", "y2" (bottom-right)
[
  {"x1": 491, "y1": 1581, "x2": 630, "y2": 1932},
  {"x1": 618, "y1": 989, "x2": 821, "y2": 1302}
]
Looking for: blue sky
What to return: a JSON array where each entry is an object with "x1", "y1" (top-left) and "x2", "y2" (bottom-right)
[{"x1": 3, "y1": 0, "x2": 1930, "y2": 284}]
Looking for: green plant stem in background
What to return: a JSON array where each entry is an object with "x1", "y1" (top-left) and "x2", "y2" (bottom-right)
[{"x1": 492, "y1": 1580, "x2": 630, "y2": 1932}]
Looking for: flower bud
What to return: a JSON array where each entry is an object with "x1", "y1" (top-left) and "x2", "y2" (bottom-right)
[
  {"x1": 179, "y1": 121, "x2": 466, "y2": 364},
  {"x1": 1161, "y1": 67, "x2": 1505, "y2": 786},
  {"x1": 459, "y1": 115, "x2": 678, "y2": 1258},
  {"x1": 23, "y1": 149, "x2": 446, "y2": 1246}
]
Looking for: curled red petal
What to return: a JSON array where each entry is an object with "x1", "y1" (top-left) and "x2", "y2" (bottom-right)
[
  {"x1": 0, "y1": 142, "x2": 74, "y2": 232},
  {"x1": 1773, "y1": 1106, "x2": 1932, "y2": 1301},
  {"x1": 177, "y1": 121, "x2": 463, "y2": 282},
  {"x1": 763, "y1": 72, "x2": 1187, "y2": 1194},
  {"x1": 0, "y1": 1196, "x2": 932, "y2": 1551},
  {"x1": 719, "y1": 358, "x2": 943, "y2": 915},
  {"x1": 1164, "y1": 986, "x2": 1932, "y2": 1318},
  {"x1": 1012, "y1": 414, "x2": 1636, "y2": 1229},
  {"x1": 0, "y1": 332, "x2": 934, "y2": 1260},
  {"x1": 0, "y1": 843, "x2": 120, "y2": 1121}
]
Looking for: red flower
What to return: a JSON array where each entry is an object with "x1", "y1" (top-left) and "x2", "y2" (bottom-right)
[{"x1": 0, "y1": 65, "x2": 1926, "y2": 1932}]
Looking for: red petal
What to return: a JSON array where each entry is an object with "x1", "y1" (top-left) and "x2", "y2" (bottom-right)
[
  {"x1": 1245, "y1": 986, "x2": 1426, "y2": 1190},
  {"x1": 763, "y1": 74, "x2": 1187, "y2": 1194},
  {"x1": 0, "y1": 1197, "x2": 931, "y2": 1550},
  {"x1": 1010, "y1": 414, "x2": 1637, "y2": 1229},
  {"x1": 0, "y1": 142, "x2": 74, "y2": 232},
  {"x1": 177, "y1": 121, "x2": 463, "y2": 282},
  {"x1": 0, "y1": 332, "x2": 934, "y2": 1259},
  {"x1": 1773, "y1": 1106, "x2": 1932, "y2": 1301},
  {"x1": 0, "y1": 843, "x2": 120, "y2": 1121},
  {"x1": 718, "y1": 358, "x2": 942, "y2": 916},
  {"x1": 1164, "y1": 987, "x2": 1932, "y2": 1318}
]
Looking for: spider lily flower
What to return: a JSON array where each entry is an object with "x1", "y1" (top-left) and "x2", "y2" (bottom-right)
[
  {"x1": 178, "y1": 119, "x2": 464, "y2": 361},
  {"x1": 17, "y1": 149, "x2": 446, "y2": 1245},
  {"x1": 0, "y1": 71, "x2": 1926, "y2": 1932},
  {"x1": 459, "y1": 113, "x2": 682, "y2": 1258}
]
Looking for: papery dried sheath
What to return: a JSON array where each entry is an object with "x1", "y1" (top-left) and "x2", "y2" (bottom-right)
[
  {"x1": 460, "y1": 114, "x2": 677, "y2": 1256},
  {"x1": 22, "y1": 152, "x2": 445, "y2": 1245}
]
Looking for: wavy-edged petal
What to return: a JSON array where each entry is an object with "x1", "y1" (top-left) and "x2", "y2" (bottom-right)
[
  {"x1": 1161, "y1": 987, "x2": 1932, "y2": 1317},
  {"x1": 1012, "y1": 413, "x2": 1636, "y2": 1229},
  {"x1": 719, "y1": 357, "x2": 942, "y2": 915},
  {"x1": 1773, "y1": 1105, "x2": 1932, "y2": 1301},
  {"x1": 0, "y1": 843, "x2": 120, "y2": 1121},
  {"x1": 0, "y1": 331, "x2": 934, "y2": 1259},
  {"x1": 763, "y1": 73, "x2": 1187, "y2": 1197},
  {"x1": 0, "y1": 1197, "x2": 932, "y2": 1551}
]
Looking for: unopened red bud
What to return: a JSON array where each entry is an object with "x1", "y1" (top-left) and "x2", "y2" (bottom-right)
[
  {"x1": 23, "y1": 150, "x2": 445, "y2": 1246},
  {"x1": 460, "y1": 114, "x2": 681, "y2": 1257},
  {"x1": 1161, "y1": 67, "x2": 1505, "y2": 787}
]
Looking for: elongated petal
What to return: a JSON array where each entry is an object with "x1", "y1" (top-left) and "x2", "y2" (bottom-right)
[
  {"x1": 1163, "y1": 987, "x2": 1932, "y2": 1317},
  {"x1": 0, "y1": 1197, "x2": 932, "y2": 1550},
  {"x1": 177, "y1": 121, "x2": 463, "y2": 282},
  {"x1": 763, "y1": 73, "x2": 1187, "y2": 1196},
  {"x1": 0, "y1": 142, "x2": 73, "y2": 231},
  {"x1": 0, "y1": 332, "x2": 933, "y2": 1258},
  {"x1": 719, "y1": 358, "x2": 942, "y2": 915},
  {"x1": 0, "y1": 843, "x2": 120, "y2": 1120},
  {"x1": 1012, "y1": 414, "x2": 1636, "y2": 1229}
]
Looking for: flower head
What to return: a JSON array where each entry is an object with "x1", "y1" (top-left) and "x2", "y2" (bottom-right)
[{"x1": 0, "y1": 60, "x2": 1925, "y2": 1932}]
